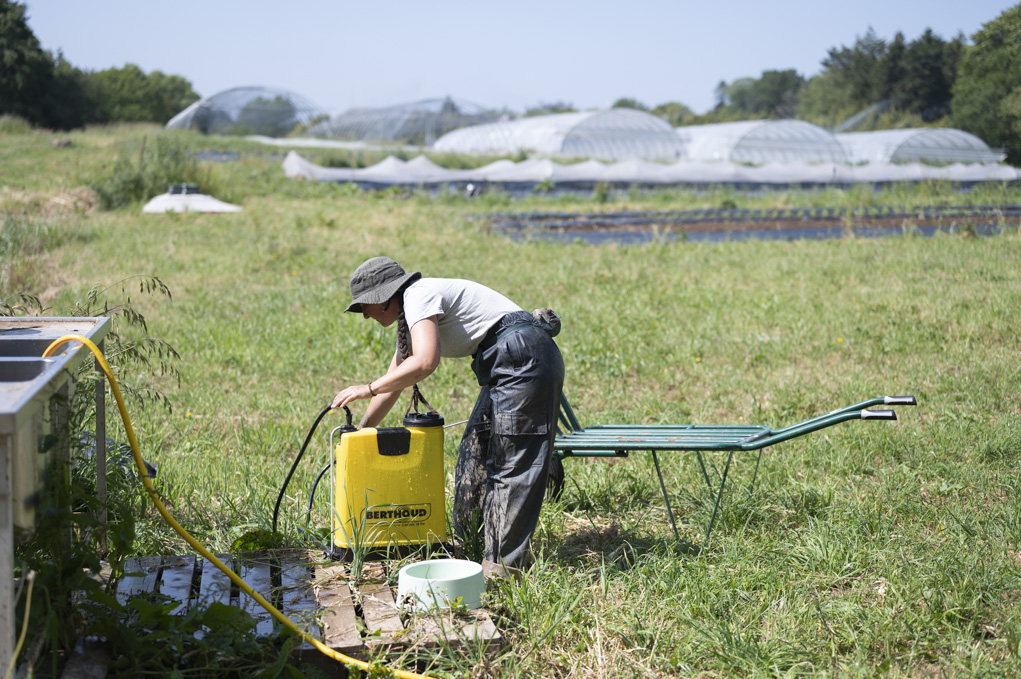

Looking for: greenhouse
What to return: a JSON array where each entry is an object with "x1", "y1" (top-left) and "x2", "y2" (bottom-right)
[
  {"x1": 306, "y1": 97, "x2": 498, "y2": 145},
  {"x1": 165, "y1": 86, "x2": 325, "y2": 137},
  {"x1": 676, "y1": 120, "x2": 849, "y2": 164},
  {"x1": 837, "y1": 129, "x2": 1006, "y2": 165},
  {"x1": 432, "y1": 109, "x2": 685, "y2": 161}
]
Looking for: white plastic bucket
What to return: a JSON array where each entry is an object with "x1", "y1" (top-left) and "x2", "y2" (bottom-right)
[{"x1": 396, "y1": 559, "x2": 485, "y2": 611}]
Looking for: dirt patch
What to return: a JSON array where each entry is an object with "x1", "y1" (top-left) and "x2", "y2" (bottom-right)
[
  {"x1": 0, "y1": 186, "x2": 96, "y2": 216},
  {"x1": 521, "y1": 215, "x2": 990, "y2": 235},
  {"x1": 487, "y1": 205, "x2": 1020, "y2": 237}
]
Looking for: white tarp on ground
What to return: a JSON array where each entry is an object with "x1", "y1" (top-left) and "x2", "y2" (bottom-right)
[
  {"x1": 142, "y1": 193, "x2": 242, "y2": 213},
  {"x1": 281, "y1": 151, "x2": 1021, "y2": 187}
]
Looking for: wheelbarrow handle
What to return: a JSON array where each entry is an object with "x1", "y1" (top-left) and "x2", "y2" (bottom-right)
[
  {"x1": 884, "y1": 396, "x2": 917, "y2": 406},
  {"x1": 861, "y1": 409, "x2": 897, "y2": 420}
]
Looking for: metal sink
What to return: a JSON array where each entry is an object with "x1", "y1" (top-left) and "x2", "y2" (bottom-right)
[
  {"x1": 0, "y1": 316, "x2": 111, "y2": 673},
  {"x1": 0, "y1": 338, "x2": 75, "y2": 357},
  {"x1": 0, "y1": 321, "x2": 102, "y2": 423},
  {"x1": 0, "y1": 358, "x2": 55, "y2": 382}
]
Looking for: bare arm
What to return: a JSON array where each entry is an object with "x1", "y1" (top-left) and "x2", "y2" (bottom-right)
[
  {"x1": 332, "y1": 316, "x2": 441, "y2": 425},
  {"x1": 355, "y1": 351, "x2": 403, "y2": 428}
]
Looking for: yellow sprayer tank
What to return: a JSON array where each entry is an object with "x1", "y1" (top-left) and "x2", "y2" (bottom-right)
[{"x1": 332, "y1": 412, "x2": 447, "y2": 552}]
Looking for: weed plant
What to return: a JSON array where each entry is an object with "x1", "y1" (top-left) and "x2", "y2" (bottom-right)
[
  {"x1": 2, "y1": 124, "x2": 1021, "y2": 676},
  {"x1": 0, "y1": 115, "x2": 34, "y2": 135},
  {"x1": 90, "y1": 135, "x2": 220, "y2": 209}
]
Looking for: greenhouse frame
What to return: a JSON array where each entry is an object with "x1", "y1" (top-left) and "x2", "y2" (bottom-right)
[
  {"x1": 432, "y1": 109, "x2": 686, "y2": 161},
  {"x1": 676, "y1": 120, "x2": 849, "y2": 164},
  {"x1": 836, "y1": 129, "x2": 1007, "y2": 165},
  {"x1": 306, "y1": 97, "x2": 497, "y2": 145},
  {"x1": 165, "y1": 86, "x2": 325, "y2": 137}
]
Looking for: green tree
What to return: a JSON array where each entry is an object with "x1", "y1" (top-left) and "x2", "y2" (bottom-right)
[
  {"x1": 880, "y1": 32, "x2": 907, "y2": 101},
  {"x1": 1003, "y1": 88, "x2": 1021, "y2": 142},
  {"x1": 899, "y1": 29, "x2": 959, "y2": 120},
  {"x1": 716, "y1": 77, "x2": 753, "y2": 108},
  {"x1": 797, "y1": 29, "x2": 892, "y2": 126},
  {"x1": 90, "y1": 63, "x2": 198, "y2": 123},
  {"x1": 713, "y1": 80, "x2": 728, "y2": 109},
  {"x1": 42, "y1": 52, "x2": 99, "y2": 129},
  {"x1": 1, "y1": 3, "x2": 194, "y2": 129},
  {"x1": 798, "y1": 24, "x2": 969, "y2": 130},
  {"x1": 0, "y1": 0, "x2": 52, "y2": 123},
  {"x1": 942, "y1": 33, "x2": 965, "y2": 95},
  {"x1": 524, "y1": 101, "x2": 576, "y2": 117},
  {"x1": 820, "y1": 27, "x2": 889, "y2": 109},
  {"x1": 796, "y1": 70, "x2": 856, "y2": 127},
  {"x1": 725, "y1": 70, "x2": 804, "y2": 117},
  {"x1": 611, "y1": 97, "x2": 648, "y2": 111},
  {"x1": 951, "y1": 3, "x2": 1021, "y2": 163},
  {"x1": 143, "y1": 70, "x2": 199, "y2": 122},
  {"x1": 651, "y1": 101, "x2": 694, "y2": 126}
]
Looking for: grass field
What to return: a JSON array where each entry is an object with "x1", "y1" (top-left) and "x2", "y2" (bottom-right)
[{"x1": 3, "y1": 123, "x2": 1021, "y2": 677}]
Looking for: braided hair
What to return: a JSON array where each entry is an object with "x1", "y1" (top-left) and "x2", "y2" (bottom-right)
[
  {"x1": 396, "y1": 305, "x2": 411, "y2": 364},
  {"x1": 391, "y1": 282, "x2": 415, "y2": 365},
  {"x1": 392, "y1": 279, "x2": 434, "y2": 413}
]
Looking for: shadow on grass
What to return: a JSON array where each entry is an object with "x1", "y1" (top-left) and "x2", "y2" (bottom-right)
[
  {"x1": 551, "y1": 522, "x2": 702, "y2": 567},
  {"x1": 673, "y1": 485, "x2": 836, "y2": 538}
]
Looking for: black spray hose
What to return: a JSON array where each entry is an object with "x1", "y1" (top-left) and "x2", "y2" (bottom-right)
[
  {"x1": 295, "y1": 462, "x2": 335, "y2": 553},
  {"x1": 272, "y1": 404, "x2": 353, "y2": 533},
  {"x1": 306, "y1": 462, "x2": 331, "y2": 527}
]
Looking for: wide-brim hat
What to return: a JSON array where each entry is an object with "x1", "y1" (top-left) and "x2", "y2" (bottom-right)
[{"x1": 345, "y1": 256, "x2": 421, "y2": 313}]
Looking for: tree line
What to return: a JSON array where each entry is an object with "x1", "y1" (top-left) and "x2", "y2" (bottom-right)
[
  {"x1": 1, "y1": 0, "x2": 198, "y2": 129},
  {"x1": 3, "y1": 1, "x2": 1020, "y2": 163},
  {"x1": 609, "y1": 5, "x2": 1020, "y2": 164}
]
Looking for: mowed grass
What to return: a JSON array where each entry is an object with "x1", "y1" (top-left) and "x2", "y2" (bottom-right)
[{"x1": 4, "y1": 125, "x2": 1021, "y2": 677}]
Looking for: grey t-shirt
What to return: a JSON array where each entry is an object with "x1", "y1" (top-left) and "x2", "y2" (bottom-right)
[{"x1": 402, "y1": 278, "x2": 521, "y2": 358}]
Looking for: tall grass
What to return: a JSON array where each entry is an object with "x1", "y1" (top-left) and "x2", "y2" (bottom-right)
[
  {"x1": 90, "y1": 135, "x2": 224, "y2": 209},
  {"x1": 4, "y1": 125, "x2": 1021, "y2": 676},
  {"x1": 0, "y1": 115, "x2": 33, "y2": 134}
]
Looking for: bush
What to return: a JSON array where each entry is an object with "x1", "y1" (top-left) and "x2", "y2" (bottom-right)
[
  {"x1": 0, "y1": 114, "x2": 32, "y2": 133},
  {"x1": 0, "y1": 215, "x2": 87, "y2": 291},
  {"x1": 91, "y1": 135, "x2": 212, "y2": 210}
]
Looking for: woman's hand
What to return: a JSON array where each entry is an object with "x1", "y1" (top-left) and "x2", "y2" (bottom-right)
[
  {"x1": 330, "y1": 316, "x2": 440, "y2": 424},
  {"x1": 332, "y1": 384, "x2": 373, "y2": 409}
]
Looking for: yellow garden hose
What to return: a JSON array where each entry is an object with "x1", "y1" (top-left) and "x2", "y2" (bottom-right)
[{"x1": 44, "y1": 335, "x2": 433, "y2": 679}]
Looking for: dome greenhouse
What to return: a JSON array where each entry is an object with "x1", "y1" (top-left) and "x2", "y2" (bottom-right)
[
  {"x1": 306, "y1": 97, "x2": 497, "y2": 145},
  {"x1": 836, "y1": 129, "x2": 1006, "y2": 165},
  {"x1": 676, "y1": 120, "x2": 849, "y2": 164},
  {"x1": 432, "y1": 109, "x2": 685, "y2": 161},
  {"x1": 165, "y1": 86, "x2": 325, "y2": 137}
]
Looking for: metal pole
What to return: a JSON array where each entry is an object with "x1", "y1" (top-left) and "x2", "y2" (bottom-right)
[
  {"x1": 54, "y1": 382, "x2": 71, "y2": 554},
  {"x1": 651, "y1": 451, "x2": 680, "y2": 541},
  {"x1": 695, "y1": 451, "x2": 714, "y2": 494},
  {"x1": 96, "y1": 340, "x2": 107, "y2": 554},
  {"x1": 747, "y1": 450, "x2": 763, "y2": 496},
  {"x1": 0, "y1": 435, "x2": 13, "y2": 673},
  {"x1": 705, "y1": 451, "x2": 734, "y2": 544}
]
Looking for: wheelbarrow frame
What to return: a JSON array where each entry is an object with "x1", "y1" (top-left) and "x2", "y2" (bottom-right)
[{"x1": 552, "y1": 395, "x2": 916, "y2": 542}]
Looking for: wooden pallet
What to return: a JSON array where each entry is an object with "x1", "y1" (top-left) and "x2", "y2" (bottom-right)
[
  {"x1": 315, "y1": 561, "x2": 504, "y2": 657},
  {"x1": 66, "y1": 551, "x2": 503, "y2": 677}
]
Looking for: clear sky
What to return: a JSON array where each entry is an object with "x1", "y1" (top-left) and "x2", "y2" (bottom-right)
[{"x1": 21, "y1": 1, "x2": 1019, "y2": 116}]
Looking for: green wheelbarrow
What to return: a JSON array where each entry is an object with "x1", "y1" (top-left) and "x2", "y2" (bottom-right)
[{"x1": 551, "y1": 395, "x2": 917, "y2": 542}]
